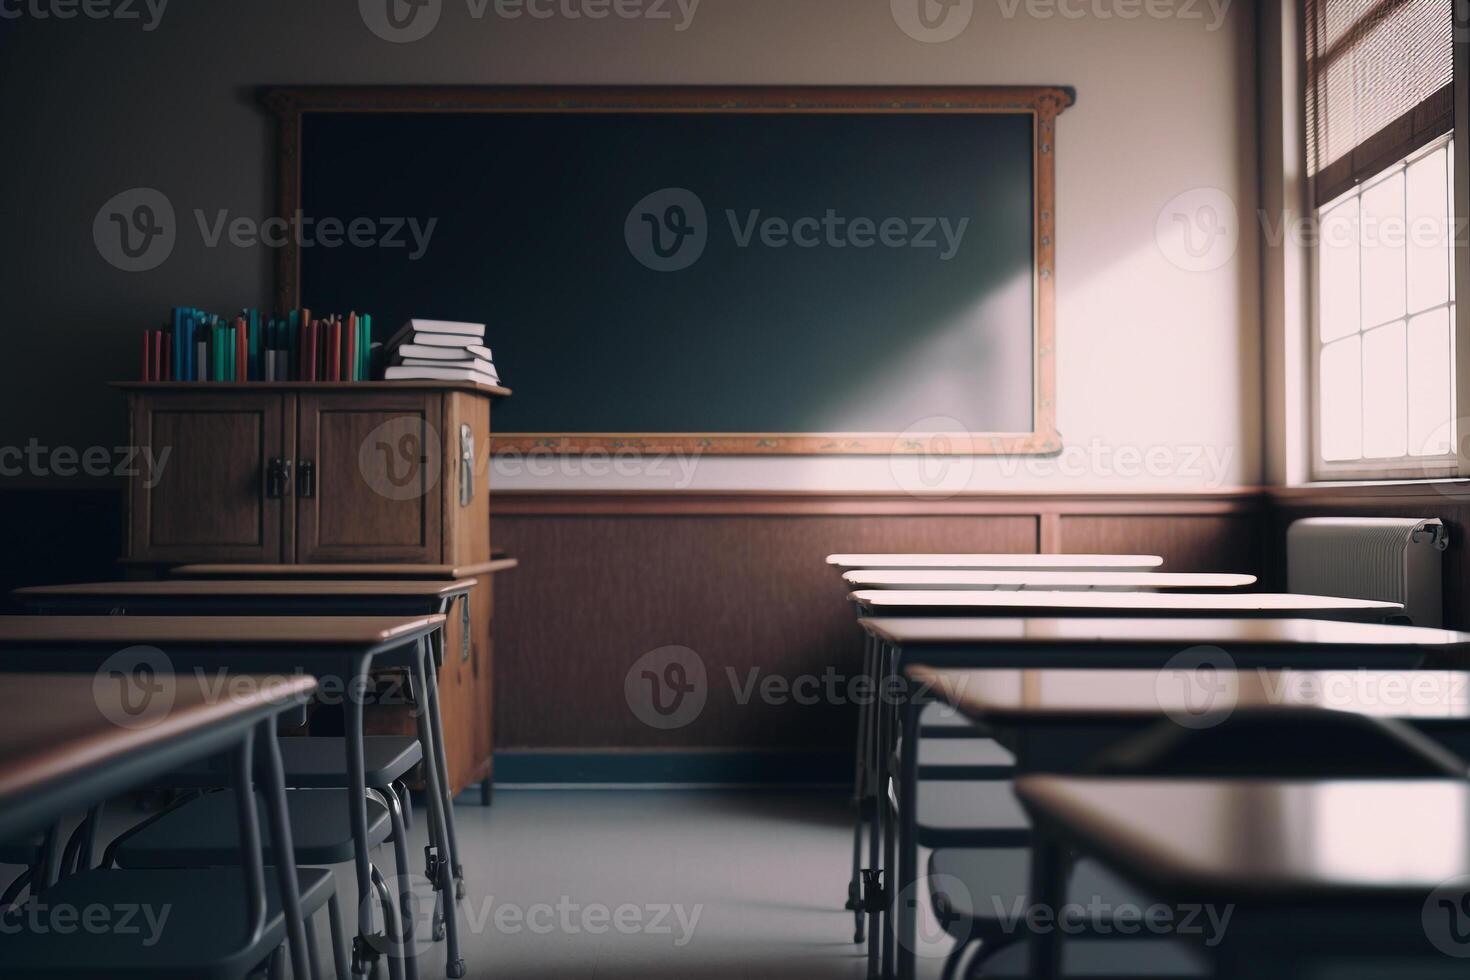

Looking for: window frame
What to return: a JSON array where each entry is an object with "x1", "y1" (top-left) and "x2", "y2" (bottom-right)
[{"x1": 1308, "y1": 131, "x2": 1464, "y2": 481}]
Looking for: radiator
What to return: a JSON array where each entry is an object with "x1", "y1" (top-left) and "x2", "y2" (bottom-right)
[{"x1": 1286, "y1": 517, "x2": 1448, "y2": 627}]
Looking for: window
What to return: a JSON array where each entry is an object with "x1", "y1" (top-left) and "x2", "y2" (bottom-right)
[
  {"x1": 1314, "y1": 137, "x2": 1457, "y2": 471},
  {"x1": 1305, "y1": 0, "x2": 1458, "y2": 478}
]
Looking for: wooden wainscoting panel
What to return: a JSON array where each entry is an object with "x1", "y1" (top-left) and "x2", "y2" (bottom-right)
[
  {"x1": 493, "y1": 513, "x2": 1030, "y2": 749},
  {"x1": 1058, "y1": 514, "x2": 1265, "y2": 575}
]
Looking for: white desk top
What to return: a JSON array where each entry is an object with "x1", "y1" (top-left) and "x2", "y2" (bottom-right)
[
  {"x1": 842, "y1": 570, "x2": 1256, "y2": 590},
  {"x1": 858, "y1": 616, "x2": 1467, "y2": 648},
  {"x1": 850, "y1": 590, "x2": 1402, "y2": 614},
  {"x1": 826, "y1": 554, "x2": 1163, "y2": 571}
]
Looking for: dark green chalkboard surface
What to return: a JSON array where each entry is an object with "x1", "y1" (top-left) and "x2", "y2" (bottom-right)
[{"x1": 279, "y1": 87, "x2": 1070, "y2": 453}]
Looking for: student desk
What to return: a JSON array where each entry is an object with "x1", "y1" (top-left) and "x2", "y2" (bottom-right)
[
  {"x1": 170, "y1": 559, "x2": 519, "y2": 578},
  {"x1": 827, "y1": 554, "x2": 1163, "y2": 572},
  {"x1": 843, "y1": 570, "x2": 1257, "y2": 590},
  {"x1": 858, "y1": 616, "x2": 1470, "y2": 980},
  {"x1": 1016, "y1": 776, "x2": 1470, "y2": 979},
  {"x1": 905, "y1": 664, "x2": 1470, "y2": 770},
  {"x1": 0, "y1": 615, "x2": 456, "y2": 979},
  {"x1": 851, "y1": 589, "x2": 1404, "y2": 620},
  {"x1": 14, "y1": 578, "x2": 478, "y2": 914},
  {"x1": 0, "y1": 671, "x2": 318, "y2": 979}
]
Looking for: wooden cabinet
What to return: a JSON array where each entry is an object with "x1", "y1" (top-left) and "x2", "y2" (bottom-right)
[{"x1": 119, "y1": 381, "x2": 508, "y2": 799}]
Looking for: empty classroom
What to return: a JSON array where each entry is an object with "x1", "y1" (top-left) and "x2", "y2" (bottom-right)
[{"x1": 0, "y1": 1, "x2": 1465, "y2": 978}]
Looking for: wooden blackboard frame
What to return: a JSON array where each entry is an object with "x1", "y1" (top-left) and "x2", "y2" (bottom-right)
[{"x1": 261, "y1": 85, "x2": 1073, "y2": 455}]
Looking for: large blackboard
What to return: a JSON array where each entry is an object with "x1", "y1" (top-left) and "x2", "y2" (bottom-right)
[{"x1": 275, "y1": 87, "x2": 1070, "y2": 453}]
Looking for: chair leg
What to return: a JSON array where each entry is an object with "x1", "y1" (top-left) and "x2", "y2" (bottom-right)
[
  {"x1": 394, "y1": 781, "x2": 412, "y2": 834},
  {"x1": 306, "y1": 909, "x2": 325, "y2": 980},
  {"x1": 378, "y1": 787, "x2": 421, "y2": 980},
  {"x1": 328, "y1": 892, "x2": 352, "y2": 980},
  {"x1": 370, "y1": 864, "x2": 406, "y2": 980},
  {"x1": 1, "y1": 868, "x2": 32, "y2": 918},
  {"x1": 941, "y1": 938, "x2": 976, "y2": 980},
  {"x1": 267, "y1": 945, "x2": 286, "y2": 980}
]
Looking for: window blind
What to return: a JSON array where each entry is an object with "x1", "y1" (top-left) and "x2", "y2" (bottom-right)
[{"x1": 1305, "y1": 0, "x2": 1454, "y2": 205}]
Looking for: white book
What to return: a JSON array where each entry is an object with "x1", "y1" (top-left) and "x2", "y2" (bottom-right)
[
  {"x1": 387, "y1": 319, "x2": 484, "y2": 348},
  {"x1": 384, "y1": 365, "x2": 502, "y2": 385},
  {"x1": 399, "y1": 356, "x2": 498, "y2": 375},
  {"x1": 396, "y1": 342, "x2": 493, "y2": 362},
  {"x1": 396, "y1": 331, "x2": 488, "y2": 349}
]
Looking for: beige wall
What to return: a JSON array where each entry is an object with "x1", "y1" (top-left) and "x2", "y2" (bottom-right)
[{"x1": 0, "y1": 0, "x2": 1260, "y2": 490}]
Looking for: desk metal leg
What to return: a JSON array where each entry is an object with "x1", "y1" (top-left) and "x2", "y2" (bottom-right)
[
  {"x1": 1027, "y1": 836, "x2": 1067, "y2": 980},
  {"x1": 849, "y1": 630, "x2": 876, "y2": 943},
  {"x1": 895, "y1": 692, "x2": 920, "y2": 980},
  {"x1": 256, "y1": 719, "x2": 311, "y2": 980},
  {"x1": 880, "y1": 641, "x2": 900, "y2": 980},
  {"x1": 344, "y1": 667, "x2": 379, "y2": 978},
  {"x1": 424, "y1": 625, "x2": 465, "y2": 901},
  {"x1": 412, "y1": 640, "x2": 465, "y2": 979}
]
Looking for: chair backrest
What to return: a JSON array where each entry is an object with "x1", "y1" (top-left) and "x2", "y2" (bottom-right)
[{"x1": 1088, "y1": 707, "x2": 1468, "y2": 778}]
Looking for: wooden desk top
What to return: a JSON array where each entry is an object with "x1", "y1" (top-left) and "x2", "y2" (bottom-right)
[
  {"x1": 16, "y1": 579, "x2": 478, "y2": 598},
  {"x1": 906, "y1": 666, "x2": 1470, "y2": 724},
  {"x1": 0, "y1": 672, "x2": 317, "y2": 804},
  {"x1": 843, "y1": 570, "x2": 1256, "y2": 590},
  {"x1": 852, "y1": 590, "x2": 1402, "y2": 614},
  {"x1": 0, "y1": 616, "x2": 445, "y2": 646},
  {"x1": 827, "y1": 554, "x2": 1163, "y2": 571},
  {"x1": 169, "y1": 560, "x2": 518, "y2": 579},
  {"x1": 1015, "y1": 776, "x2": 1470, "y2": 901},
  {"x1": 860, "y1": 616, "x2": 1470, "y2": 649}
]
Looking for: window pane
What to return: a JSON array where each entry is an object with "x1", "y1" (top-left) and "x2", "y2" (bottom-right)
[
  {"x1": 1320, "y1": 335, "x2": 1362, "y2": 461},
  {"x1": 1361, "y1": 171, "x2": 1407, "y2": 327},
  {"x1": 1407, "y1": 307, "x2": 1453, "y2": 456},
  {"x1": 1318, "y1": 196, "x2": 1360, "y2": 342},
  {"x1": 1362, "y1": 321, "x2": 1408, "y2": 458},
  {"x1": 1451, "y1": 142, "x2": 1457, "y2": 304},
  {"x1": 1406, "y1": 146, "x2": 1450, "y2": 314}
]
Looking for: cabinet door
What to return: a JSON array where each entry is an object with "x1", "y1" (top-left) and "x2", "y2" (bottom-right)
[
  {"x1": 295, "y1": 391, "x2": 444, "y2": 563},
  {"x1": 127, "y1": 392, "x2": 288, "y2": 562}
]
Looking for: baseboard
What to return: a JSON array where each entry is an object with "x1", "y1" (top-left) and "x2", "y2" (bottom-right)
[{"x1": 489, "y1": 749, "x2": 851, "y2": 787}]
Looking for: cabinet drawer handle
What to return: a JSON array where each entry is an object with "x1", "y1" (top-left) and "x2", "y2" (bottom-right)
[
  {"x1": 298, "y1": 459, "x2": 316, "y2": 498},
  {"x1": 266, "y1": 457, "x2": 292, "y2": 499}
]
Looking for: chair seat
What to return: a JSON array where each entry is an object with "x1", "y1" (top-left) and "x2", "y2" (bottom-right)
[
  {"x1": 929, "y1": 847, "x2": 1156, "y2": 943},
  {"x1": 891, "y1": 737, "x2": 1017, "y2": 779},
  {"x1": 905, "y1": 780, "x2": 1030, "y2": 847},
  {"x1": 0, "y1": 866, "x2": 334, "y2": 979},
  {"x1": 977, "y1": 937, "x2": 1210, "y2": 977},
  {"x1": 163, "y1": 736, "x2": 422, "y2": 789},
  {"x1": 113, "y1": 789, "x2": 391, "y2": 868}
]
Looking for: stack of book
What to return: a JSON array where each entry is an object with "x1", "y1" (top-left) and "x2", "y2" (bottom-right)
[
  {"x1": 382, "y1": 320, "x2": 500, "y2": 386},
  {"x1": 140, "y1": 307, "x2": 374, "y2": 382}
]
